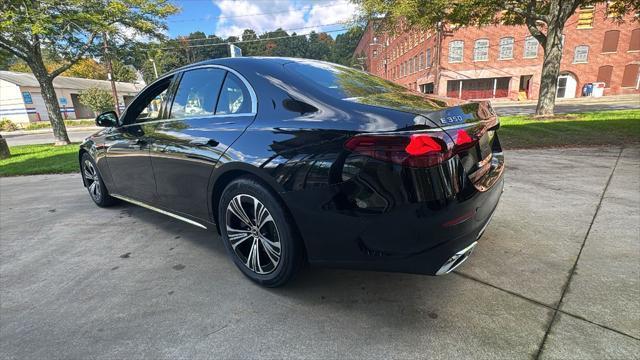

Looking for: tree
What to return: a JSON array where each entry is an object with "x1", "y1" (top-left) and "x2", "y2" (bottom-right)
[
  {"x1": 79, "y1": 87, "x2": 115, "y2": 115},
  {"x1": 353, "y1": 0, "x2": 637, "y2": 116},
  {"x1": 111, "y1": 60, "x2": 137, "y2": 82},
  {"x1": 0, "y1": 134, "x2": 10, "y2": 159},
  {"x1": 65, "y1": 58, "x2": 108, "y2": 80},
  {"x1": 332, "y1": 26, "x2": 365, "y2": 65},
  {"x1": 0, "y1": 0, "x2": 178, "y2": 144}
]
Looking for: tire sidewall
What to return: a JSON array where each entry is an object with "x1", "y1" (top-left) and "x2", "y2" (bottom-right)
[
  {"x1": 81, "y1": 153, "x2": 111, "y2": 207},
  {"x1": 218, "y1": 177, "x2": 300, "y2": 287}
]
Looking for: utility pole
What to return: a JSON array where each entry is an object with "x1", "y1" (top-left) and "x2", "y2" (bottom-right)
[{"x1": 103, "y1": 32, "x2": 120, "y2": 116}]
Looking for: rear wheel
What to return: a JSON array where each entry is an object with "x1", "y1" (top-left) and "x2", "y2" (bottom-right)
[
  {"x1": 81, "y1": 153, "x2": 115, "y2": 207},
  {"x1": 218, "y1": 177, "x2": 303, "y2": 287}
]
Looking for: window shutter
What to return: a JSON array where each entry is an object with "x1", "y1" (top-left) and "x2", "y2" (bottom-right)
[
  {"x1": 621, "y1": 64, "x2": 639, "y2": 88},
  {"x1": 596, "y1": 65, "x2": 614, "y2": 87},
  {"x1": 602, "y1": 30, "x2": 620, "y2": 53},
  {"x1": 629, "y1": 29, "x2": 640, "y2": 51}
]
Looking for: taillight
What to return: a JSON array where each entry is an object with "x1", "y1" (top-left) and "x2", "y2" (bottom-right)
[{"x1": 344, "y1": 128, "x2": 481, "y2": 168}]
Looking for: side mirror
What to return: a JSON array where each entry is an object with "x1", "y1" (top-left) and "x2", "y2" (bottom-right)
[{"x1": 95, "y1": 111, "x2": 118, "y2": 127}]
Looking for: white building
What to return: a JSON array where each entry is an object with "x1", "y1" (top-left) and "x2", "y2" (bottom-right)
[{"x1": 0, "y1": 70, "x2": 144, "y2": 123}]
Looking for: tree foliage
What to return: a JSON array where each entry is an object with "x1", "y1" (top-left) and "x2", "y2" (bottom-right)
[
  {"x1": 135, "y1": 26, "x2": 365, "y2": 83},
  {"x1": 0, "y1": 0, "x2": 178, "y2": 144},
  {"x1": 79, "y1": 87, "x2": 114, "y2": 114},
  {"x1": 353, "y1": 0, "x2": 638, "y2": 116}
]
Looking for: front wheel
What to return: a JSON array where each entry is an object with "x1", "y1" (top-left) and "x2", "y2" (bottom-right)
[
  {"x1": 81, "y1": 153, "x2": 115, "y2": 207},
  {"x1": 218, "y1": 177, "x2": 303, "y2": 287}
]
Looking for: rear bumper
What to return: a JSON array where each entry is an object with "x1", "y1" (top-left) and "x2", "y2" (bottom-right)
[{"x1": 284, "y1": 155, "x2": 504, "y2": 275}]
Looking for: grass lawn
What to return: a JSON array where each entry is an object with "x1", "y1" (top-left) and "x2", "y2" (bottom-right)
[
  {"x1": 0, "y1": 143, "x2": 79, "y2": 177},
  {"x1": 499, "y1": 109, "x2": 640, "y2": 149}
]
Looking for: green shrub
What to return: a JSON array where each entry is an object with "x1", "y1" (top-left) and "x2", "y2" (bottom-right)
[
  {"x1": 79, "y1": 87, "x2": 114, "y2": 114},
  {"x1": 0, "y1": 118, "x2": 19, "y2": 131}
]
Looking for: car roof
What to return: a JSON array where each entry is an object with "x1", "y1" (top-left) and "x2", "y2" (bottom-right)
[{"x1": 171, "y1": 56, "x2": 331, "y2": 73}]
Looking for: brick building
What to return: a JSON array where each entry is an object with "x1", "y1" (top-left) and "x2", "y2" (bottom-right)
[{"x1": 354, "y1": 4, "x2": 639, "y2": 101}]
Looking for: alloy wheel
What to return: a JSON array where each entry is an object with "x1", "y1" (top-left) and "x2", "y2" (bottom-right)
[
  {"x1": 225, "y1": 194, "x2": 282, "y2": 274},
  {"x1": 83, "y1": 159, "x2": 102, "y2": 201}
]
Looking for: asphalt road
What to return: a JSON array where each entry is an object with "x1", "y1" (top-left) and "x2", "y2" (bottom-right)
[
  {"x1": 1, "y1": 147, "x2": 638, "y2": 359},
  {"x1": 2, "y1": 128, "x2": 97, "y2": 146}
]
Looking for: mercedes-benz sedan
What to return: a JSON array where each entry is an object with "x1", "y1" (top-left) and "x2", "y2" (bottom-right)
[{"x1": 80, "y1": 57, "x2": 504, "y2": 287}]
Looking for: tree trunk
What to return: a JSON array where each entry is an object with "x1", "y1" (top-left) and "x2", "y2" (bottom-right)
[
  {"x1": 0, "y1": 134, "x2": 10, "y2": 159},
  {"x1": 535, "y1": 27, "x2": 564, "y2": 116},
  {"x1": 30, "y1": 62, "x2": 70, "y2": 145}
]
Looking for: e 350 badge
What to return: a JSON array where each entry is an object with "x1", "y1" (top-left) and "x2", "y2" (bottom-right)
[{"x1": 440, "y1": 115, "x2": 464, "y2": 125}]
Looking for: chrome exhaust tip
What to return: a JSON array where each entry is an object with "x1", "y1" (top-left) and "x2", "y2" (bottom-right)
[{"x1": 435, "y1": 241, "x2": 478, "y2": 275}]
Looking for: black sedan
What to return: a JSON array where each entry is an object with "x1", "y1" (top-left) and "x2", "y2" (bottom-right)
[{"x1": 80, "y1": 57, "x2": 504, "y2": 287}]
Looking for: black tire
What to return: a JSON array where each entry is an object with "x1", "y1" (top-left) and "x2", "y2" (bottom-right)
[
  {"x1": 218, "y1": 176, "x2": 303, "y2": 287},
  {"x1": 81, "y1": 153, "x2": 116, "y2": 207}
]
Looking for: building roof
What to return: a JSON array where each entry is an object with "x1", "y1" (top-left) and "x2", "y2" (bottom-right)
[{"x1": 0, "y1": 70, "x2": 143, "y2": 93}]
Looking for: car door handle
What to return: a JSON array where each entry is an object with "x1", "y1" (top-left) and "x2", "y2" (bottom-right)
[{"x1": 189, "y1": 138, "x2": 219, "y2": 147}]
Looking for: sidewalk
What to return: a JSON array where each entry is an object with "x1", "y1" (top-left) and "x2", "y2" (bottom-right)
[{"x1": 493, "y1": 93, "x2": 639, "y2": 107}]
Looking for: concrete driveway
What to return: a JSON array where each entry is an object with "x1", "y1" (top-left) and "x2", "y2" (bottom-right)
[{"x1": 1, "y1": 147, "x2": 638, "y2": 359}]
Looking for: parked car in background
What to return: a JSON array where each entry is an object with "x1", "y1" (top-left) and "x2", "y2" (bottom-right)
[{"x1": 79, "y1": 57, "x2": 504, "y2": 287}]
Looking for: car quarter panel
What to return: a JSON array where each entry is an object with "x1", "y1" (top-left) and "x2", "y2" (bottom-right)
[{"x1": 210, "y1": 59, "x2": 503, "y2": 274}]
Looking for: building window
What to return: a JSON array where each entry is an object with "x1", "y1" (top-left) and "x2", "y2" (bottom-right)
[
  {"x1": 372, "y1": 49, "x2": 378, "y2": 58},
  {"x1": 473, "y1": 39, "x2": 489, "y2": 61},
  {"x1": 602, "y1": 30, "x2": 620, "y2": 53},
  {"x1": 449, "y1": 40, "x2": 463, "y2": 63},
  {"x1": 410, "y1": 57, "x2": 414, "y2": 73},
  {"x1": 499, "y1": 37, "x2": 514, "y2": 59},
  {"x1": 573, "y1": 45, "x2": 589, "y2": 63},
  {"x1": 419, "y1": 53, "x2": 424, "y2": 70},
  {"x1": 621, "y1": 64, "x2": 639, "y2": 87},
  {"x1": 629, "y1": 29, "x2": 640, "y2": 51},
  {"x1": 577, "y1": 5, "x2": 595, "y2": 28},
  {"x1": 596, "y1": 65, "x2": 614, "y2": 87},
  {"x1": 524, "y1": 36, "x2": 538, "y2": 58}
]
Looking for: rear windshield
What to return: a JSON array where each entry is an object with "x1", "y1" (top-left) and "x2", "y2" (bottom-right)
[{"x1": 284, "y1": 60, "x2": 446, "y2": 111}]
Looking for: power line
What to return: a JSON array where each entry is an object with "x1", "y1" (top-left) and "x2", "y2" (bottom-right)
[{"x1": 148, "y1": 27, "x2": 349, "y2": 51}]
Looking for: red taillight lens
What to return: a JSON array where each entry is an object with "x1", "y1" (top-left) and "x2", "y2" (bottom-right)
[
  {"x1": 455, "y1": 129, "x2": 473, "y2": 146},
  {"x1": 345, "y1": 133, "x2": 452, "y2": 168},
  {"x1": 405, "y1": 134, "x2": 442, "y2": 155}
]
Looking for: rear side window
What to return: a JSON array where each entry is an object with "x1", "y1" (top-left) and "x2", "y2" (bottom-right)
[
  {"x1": 171, "y1": 68, "x2": 226, "y2": 119},
  {"x1": 216, "y1": 73, "x2": 252, "y2": 115},
  {"x1": 284, "y1": 60, "x2": 446, "y2": 111}
]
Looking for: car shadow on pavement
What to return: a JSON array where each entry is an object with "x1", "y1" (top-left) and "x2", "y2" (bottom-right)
[{"x1": 110, "y1": 201, "x2": 464, "y2": 331}]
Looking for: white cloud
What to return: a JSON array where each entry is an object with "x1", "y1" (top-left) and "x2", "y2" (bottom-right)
[{"x1": 212, "y1": 0, "x2": 357, "y2": 38}]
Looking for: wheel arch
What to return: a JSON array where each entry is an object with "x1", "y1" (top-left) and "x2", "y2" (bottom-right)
[
  {"x1": 209, "y1": 162, "x2": 286, "y2": 233},
  {"x1": 208, "y1": 163, "x2": 307, "y2": 260}
]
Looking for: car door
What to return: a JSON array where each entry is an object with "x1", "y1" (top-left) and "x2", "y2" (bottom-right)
[
  {"x1": 104, "y1": 75, "x2": 174, "y2": 204},
  {"x1": 147, "y1": 66, "x2": 257, "y2": 221}
]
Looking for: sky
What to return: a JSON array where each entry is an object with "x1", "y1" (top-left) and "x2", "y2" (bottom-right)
[{"x1": 165, "y1": 0, "x2": 359, "y2": 39}]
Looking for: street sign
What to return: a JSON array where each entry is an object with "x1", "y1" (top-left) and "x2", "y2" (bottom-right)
[
  {"x1": 229, "y1": 44, "x2": 242, "y2": 58},
  {"x1": 59, "y1": 97, "x2": 67, "y2": 106},
  {"x1": 22, "y1": 91, "x2": 33, "y2": 104}
]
